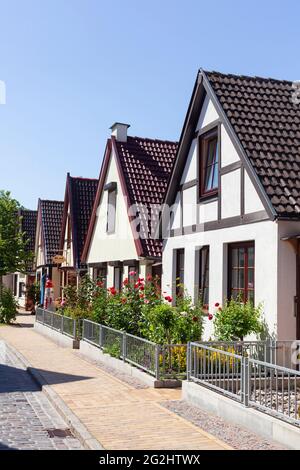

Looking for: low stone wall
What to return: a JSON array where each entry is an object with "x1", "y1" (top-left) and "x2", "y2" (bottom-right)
[
  {"x1": 80, "y1": 340, "x2": 181, "y2": 389},
  {"x1": 34, "y1": 321, "x2": 79, "y2": 349},
  {"x1": 182, "y1": 381, "x2": 300, "y2": 450}
]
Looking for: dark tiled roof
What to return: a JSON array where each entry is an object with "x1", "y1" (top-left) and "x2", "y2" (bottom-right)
[
  {"x1": 115, "y1": 136, "x2": 178, "y2": 257},
  {"x1": 20, "y1": 209, "x2": 37, "y2": 271},
  {"x1": 40, "y1": 200, "x2": 64, "y2": 264},
  {"x1": 205, "y1": 71, "x2": 300, "y2": 217},
  {"x1": 69, "y1": 176, "x2": 98, "y2": 267}
]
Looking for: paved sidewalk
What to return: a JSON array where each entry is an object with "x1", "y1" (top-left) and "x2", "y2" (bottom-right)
[
  {"x1": 0, "y1": 315, "x2": 230, "y2": 450},
  {"x1": 0, "y1": 341, "x2": 82, "y2": 450}
]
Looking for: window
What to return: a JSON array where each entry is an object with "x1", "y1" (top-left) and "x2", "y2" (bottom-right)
[
  {"x1": 66, "y1": 213, "x2": 71, "y2": 249},
  {"x1": 114, "y1": 266, "x2": 123, "y2": 291},
  {"x1": 228, "y1": 242, "x2": 255, "y2": 303},
  {"x1": 200, "y1": 129, "x2": 219, "y2": 197},
  {"x1": 128, "y1": 265, "x2": 138, "y2": 283},
  {"x1": 106, "y1": 188, "x2": 117, "y2": 233},
  {"x1": 93, "y1": 265, "x2": 107, "y2": 289},
  {"x1": 196, "y1": 246, "x2": 210, "y2": 309},
  {"x1": 175, "y1": 248, "x2": 185, "y2": 298}
]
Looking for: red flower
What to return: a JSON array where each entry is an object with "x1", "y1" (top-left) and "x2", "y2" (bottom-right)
[
  {"x1": 129, "y1": 270, "x2": 136, "y2": 276},
  {"x1": 164, "y1": 295, "x2": 172, "y2": 303},
  {"x1": 215, "y1": 302, "x2": 220, "y2": 307},
  {"x1": 139, "y1": 285, "x2": 145, "y2": 291},
  {"x1": 146, "y1": 274, "x2": 152, "y2": 281},
  {"x1": 192, "y1": 316, "x2": 198, "y2": 322},
  {"x1": 108, "y1": 287, "x2": 117, "y2": 296},
  {"x1": 208, "y1": 313, "x2": 213, "y2": 320},
  {"x1": 138, "y1": 277, "x2": 144, "y2": 283},
  {"x1": 97, "y1": 281, "x2": 104, "y2": 287},
  {"x1": 121, "y1": 297, "x2": 127, "y2": 304},
  {"x1": 139, "y1": 293, "x2": 144, "y2": 299},
  {"x1": 123, "y1": 278, "x2": 129, "y2": 286}
]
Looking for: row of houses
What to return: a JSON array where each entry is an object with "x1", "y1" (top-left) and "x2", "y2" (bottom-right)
[{"x1": 6, "y1": 69, "x2": 300, "y2": 340}]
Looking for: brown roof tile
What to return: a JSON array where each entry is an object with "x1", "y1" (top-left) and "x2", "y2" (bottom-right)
[
  {"x1": 205, "y1": 71, "x2": 300, "y2": 217},
  {"x1": 115, "y1": 136, "x2": 178, "y2": 257}
]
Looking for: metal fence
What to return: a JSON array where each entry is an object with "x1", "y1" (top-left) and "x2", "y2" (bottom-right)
[
  {"x1": 189, "y1": 342, "x2": 244, "y2": 402},
  {"x1": 82, "y1": 319, "x2": 159, "y2": 377},
  {"x1": 35, "y1": 307, "x2": 76, "y2": 339},
  {"x1": 188, "y1": 342, "x2": 300, "y2": 426},
  {"x1": 201, "y1": 340, "x2": 271, "y2": 363}
]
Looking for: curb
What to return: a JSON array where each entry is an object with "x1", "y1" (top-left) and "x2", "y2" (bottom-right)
[{"x1": 4, "y1": 342, "x2": 104, "y2": 450}]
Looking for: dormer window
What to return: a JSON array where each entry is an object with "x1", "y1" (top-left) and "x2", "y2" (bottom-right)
[
  {"x1": 200, "y1": 128, "x2": 219, "y2": 198},
  {"x1": 105, "y1": 182, "x2": 117, "y2": 233}
]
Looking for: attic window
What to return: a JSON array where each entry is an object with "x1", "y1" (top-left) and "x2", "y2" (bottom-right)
[
  {"x1": 106, "y1": 185, "x2": 117, "y2": 234},
  {"x1": 199, "y1": 129, "x2": 219, "y2": 197}
]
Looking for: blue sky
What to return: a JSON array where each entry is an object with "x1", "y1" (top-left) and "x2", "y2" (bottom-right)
[{"x1": 0, "y1": 0, "x2": 299, "y2": 209}]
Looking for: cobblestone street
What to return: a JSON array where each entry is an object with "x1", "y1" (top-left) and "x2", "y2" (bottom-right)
[{"x1": 0, "y1": 341, "x2": 82, "y2": 450}]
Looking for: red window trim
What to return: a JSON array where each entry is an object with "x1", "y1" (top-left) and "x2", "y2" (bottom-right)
[
  {"x1": 228, "y1": 241, "x2": 255, "y2": 303},
  {"x1": 199, "y1": 128, "x2": 219, "y2": 199}
]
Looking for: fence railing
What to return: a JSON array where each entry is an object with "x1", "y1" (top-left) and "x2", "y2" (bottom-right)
[
  {"x1": 82, "y1": 319, "x2": 159, "y2": 378},
  {"x1": 82, "y1": 319, "x2": 186, "y2": 380},
  {"x1": 35, "y1": 307, "x2": 76, "y2": 339},
  {"x1": 189, "y1": 342, "x2": 244, "y2": 402},
  {"x1": 188, "y1": 342, "x2": 300, "y2": 426}
]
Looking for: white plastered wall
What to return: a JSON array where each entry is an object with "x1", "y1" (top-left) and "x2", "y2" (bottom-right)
[
  {"x1": 86, "y1": 148, "x2": 138, "y2": 264},
  {"x1": 162, "y1": 220, "x2": 278, "y2": 339},
  {"x1": 61, "y1": 206, "x2": 74, "y2": 268}
]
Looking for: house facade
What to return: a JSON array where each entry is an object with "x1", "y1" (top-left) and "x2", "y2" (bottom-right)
[
  {"x1": 34, "y1": 199, "x2": 64, "y2": 306},
  {"x1": 162, "y1": 70, "x2": 300, "y2": 341},
  {"x1": 59, "y1": 173, "x2": 98, "y2": 289},
  {"x1": 3, "y1": 209, "x2": 37, "y2": 310},
  {"x1": 81, "y1": 123, "x2": 177, "y2": 288}
]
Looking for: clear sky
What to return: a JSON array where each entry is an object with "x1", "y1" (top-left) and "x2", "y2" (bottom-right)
[{"x1": 1, "y1": 0, "x2": 300, "y2": 209}]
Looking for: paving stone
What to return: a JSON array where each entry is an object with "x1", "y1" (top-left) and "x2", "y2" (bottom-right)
[{"x1": 0, "y1": 345, "x2": 82, "y2": 450}]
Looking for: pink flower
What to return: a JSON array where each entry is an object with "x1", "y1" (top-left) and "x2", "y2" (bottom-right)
[
  {"x1": 144, "y1": 299, "x2": 150, "y2": 304},
  {"x1": 60, "y1": 299, "x2": 66, "y2": 306},
  {"x1": 146, "y1": 274, "x2": 152, "y2": 281},
  {"x1": 208, "y1": 313, "x2": 213, "y2": 321},
  {"x1": 129, "y1": 271, "x2": 136, "y2": 276}
]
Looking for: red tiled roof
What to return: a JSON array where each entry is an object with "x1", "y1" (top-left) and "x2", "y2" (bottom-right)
[
  {"x1": 20, "y1": 209, "x2": 37, "y2": 272},
  {"x1": 40, "y1": 200, "x2": 64, "y2": 264},
  {"x1": 205, "y1": 71, "x2": 300, "y2": 217},
  {"x1": 68, "y1": 176, "x2": 98, "y2": 267},
  {"x1": 115, "y1": 136, "x2": 178, "y2": 258}
]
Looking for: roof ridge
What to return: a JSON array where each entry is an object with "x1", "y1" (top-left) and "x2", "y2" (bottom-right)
[
  {"x1": 203, "y1": 69, "x2": 294, "y2": 85},
  {"x1": 69, "y1": 175, "x2": 98, "y2": 182},
  {"x1": 126, "y1": 135, "x2": 178, "y2": 145}
]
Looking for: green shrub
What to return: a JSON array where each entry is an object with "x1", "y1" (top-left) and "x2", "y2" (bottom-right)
[
  {"x1": 213, "y1": 297, "x2": 263, "y2": 341},
  {"x1": 0, "y1": 288, "x2": 18, "y2": 323}
]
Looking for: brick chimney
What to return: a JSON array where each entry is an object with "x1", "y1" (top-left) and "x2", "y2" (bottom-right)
[{"x1": 110, "y1": 122, "x2": 130, "y2": 142}]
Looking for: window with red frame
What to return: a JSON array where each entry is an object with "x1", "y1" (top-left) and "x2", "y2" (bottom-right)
[
  {"x1": 228, "y1": 242, "x2": 255, "y2": 303},
  {"x1": 200, "y1": 129, "x2": 219, "y2": 197}
]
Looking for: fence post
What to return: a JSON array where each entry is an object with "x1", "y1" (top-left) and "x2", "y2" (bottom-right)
[
  {"x1": 99, "y1": 325, "x2": 103, "y2": 349},
  {"x1": 242, "y1": 357, "x2": 249, "y2": 407},
  {"x1": 122, "y1": 332, "x2": 126, "y2": 362},
  {"x1": 155, "y1": 344, "x2": 160, "y2": 380},
  {"x1": 61, "y1": 315, "x2": 64, "y2": 334},
  {"x1": 51, "y1": 311, "x2": 54, "y2": 329},
  {"x1": 42, "y1": 308, "x2": 45, "y2": 324},
  {"x1": 187, "y1": 342, "x2": 191, "y2": 381},
  {"x1": 73, "y1": 319, "x2": 76, "y2": 338}
]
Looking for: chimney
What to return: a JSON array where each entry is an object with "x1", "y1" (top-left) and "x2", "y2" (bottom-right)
[{"x1": 110, "y1": 122, "x2": 130, "y2": 142}]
